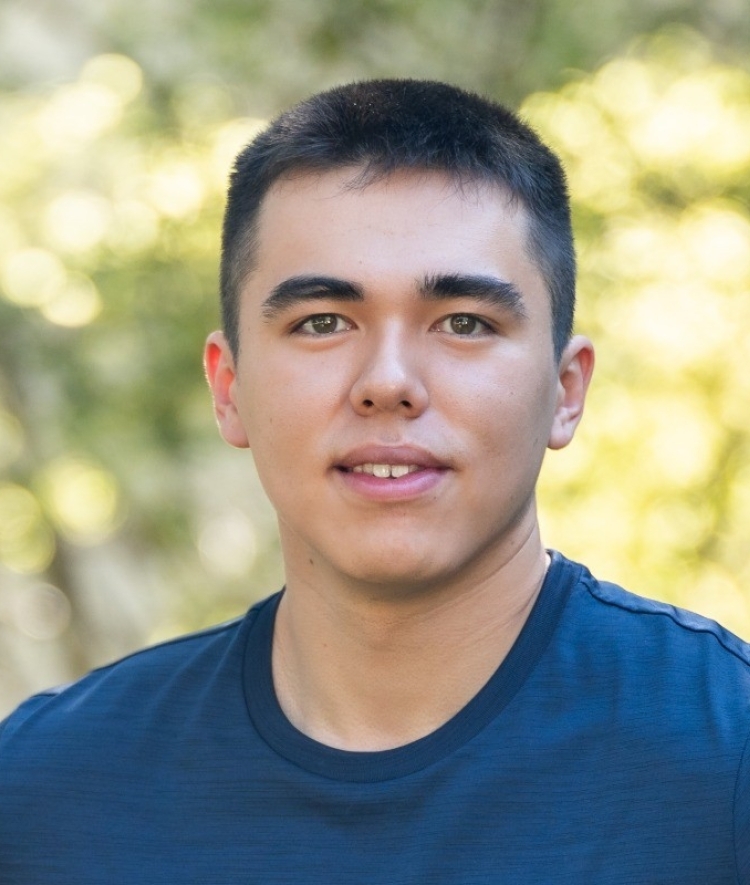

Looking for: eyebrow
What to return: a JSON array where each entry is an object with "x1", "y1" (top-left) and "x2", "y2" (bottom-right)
[
  {"x1": 262, "y1": 275, "x2": 364, "y2": 320},
  {"x1": 260, "y1": 271, "x2": 527, "y2": 320},
  {"x1": 420, "y1": 273, "x2": 527, "y2": 318}
]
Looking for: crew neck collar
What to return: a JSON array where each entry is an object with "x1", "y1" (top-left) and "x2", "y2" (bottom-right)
[{"x1": 243, "y1": 552, "x2": 580, "y2": 782}]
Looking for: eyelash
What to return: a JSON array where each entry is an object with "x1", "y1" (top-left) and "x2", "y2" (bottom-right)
[{"x1": 291, "y1": 312, "x2": 494, "y2": 337}]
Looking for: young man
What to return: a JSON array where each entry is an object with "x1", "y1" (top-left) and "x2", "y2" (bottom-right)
[{"x1": 1, "y1": 79, "x2": 749, "y2": 883}]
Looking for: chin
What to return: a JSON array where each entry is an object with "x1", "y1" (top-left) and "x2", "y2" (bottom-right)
[{"x1": 335, "y1": 551, "x2": 460, "y2": 597}]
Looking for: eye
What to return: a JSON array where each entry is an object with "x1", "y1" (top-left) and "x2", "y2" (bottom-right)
[
  {"x1": 295, "y1": 314, "x2": 352, "y2": 335},
  {"x1": 434, "y1": 314, "x2": 492, "y2": 336}
]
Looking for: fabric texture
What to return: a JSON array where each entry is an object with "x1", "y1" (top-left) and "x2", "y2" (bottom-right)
[{"x1": 1, "y1": 552, "x2": 749, "y2": 884}]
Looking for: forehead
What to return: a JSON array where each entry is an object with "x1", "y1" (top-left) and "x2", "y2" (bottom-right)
[{"x1": 250, "y1": 168, "x2": 537, "y2": 284}]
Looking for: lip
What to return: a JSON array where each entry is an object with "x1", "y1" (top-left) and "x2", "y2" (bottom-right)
[
  {"x1": 335, "y1": 444, "x2": 450, "y2": 471},
  {"x1": 333, "y1": 444, "x2": 450, "y2": 501}
]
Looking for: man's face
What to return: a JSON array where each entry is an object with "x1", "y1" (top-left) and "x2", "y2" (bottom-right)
[{"x1": 206, "y1": 169, "x2": 592, "y2": 595}]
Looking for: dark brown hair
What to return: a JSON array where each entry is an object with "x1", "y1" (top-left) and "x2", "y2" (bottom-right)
[{"x1": 221, "y1": 79, "x2": 576, "y2": 359}]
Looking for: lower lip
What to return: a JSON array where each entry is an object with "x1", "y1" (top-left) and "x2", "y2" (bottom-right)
[{"x1": 335, "y1": 467, "x2": 447, "y2": 501}]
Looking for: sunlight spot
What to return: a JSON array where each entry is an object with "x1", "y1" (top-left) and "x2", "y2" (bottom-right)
[
  {"x1": 39, "y1": 273, "x2": 102, "y2": 327},
  {"x1": 1, "y1": 248, "x2": 66, "y2": 307},
  {"x1": 41, "y1": 457, "x2": 121, "y2": 544},
  {"x1": 680, "y1": 206, "x2": 750, "y2": 284},
  {"x1": 645, "y1": 398, "x2": 719, "y2": 487},
  {"x1": 0, "y1": 484, "x2": 55, "y2": 574},
  {"x1": 43, "y1": 190, "x2": 112, "y2": 255},
  {"x1": 592, "y1": 58, "x2": 656, "y2": 120},
  {"x1": 148, "y1": 161, "x2": 205, "y2": 218},
  {"x1": 35, "y1": 82, "x2": 124, "y2": 147},
  {"x1": 603, "y1": 218, "x2": 683, "y2": 282},
  {"x1": 80, "y1": 54, "x2": 143, "y2": 104},
  {"x1": 198, "y1": 509, "x2": 257, "y2": 579},
  {"x1": 619, "y1": 281, "x2": 731, "y2": 366}
]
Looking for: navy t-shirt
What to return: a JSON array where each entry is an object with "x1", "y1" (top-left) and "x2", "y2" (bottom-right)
[{"x1": 1, "y1": 553, "x2": 749, "y2": 883}]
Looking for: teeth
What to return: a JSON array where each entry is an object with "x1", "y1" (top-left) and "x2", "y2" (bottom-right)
[{"x1": 351, "y1": 463, "x2": 419, "y2": 478}]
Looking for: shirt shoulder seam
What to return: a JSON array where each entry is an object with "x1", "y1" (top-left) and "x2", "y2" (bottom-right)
[{"x1": 582, "y1": 573, "x2": 750, "y2": 670}]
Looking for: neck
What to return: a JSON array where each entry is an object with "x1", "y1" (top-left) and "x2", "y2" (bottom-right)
[{"x1": 271, "y1": 527, "x2": 550, "y2": 751}]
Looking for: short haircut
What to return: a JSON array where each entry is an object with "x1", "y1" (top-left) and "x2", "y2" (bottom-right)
[{"x1": 221, "y1": 79, "x2": 575, "y2": 360}]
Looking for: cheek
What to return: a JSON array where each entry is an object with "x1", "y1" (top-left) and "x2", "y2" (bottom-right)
[
  {"x1": 453, "y1": 365, "x2": 556, "y2": 459},
  {"x1": 242, "y1": 357, "x2": 341, "y2": 456},
  {"x1": 440, "y1": 355, "x2": 540, "y2": 419}
]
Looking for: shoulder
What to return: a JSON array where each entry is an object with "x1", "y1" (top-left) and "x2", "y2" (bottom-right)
[
  {"x1": 0, "y1": 595, "x2": 278, "y2": 875},
  {"x1": 580, "y1": 575, "x2": 750, "y2": 883},
  {"x1": 557, "y1": 553, "x2": 750, "y2": 673},
  {"x1": 0, "y1": 596, "x2": 274, "y2": 752},
  {"x1": 546, "y1": 553, "x2": 750, "y2": 753}
]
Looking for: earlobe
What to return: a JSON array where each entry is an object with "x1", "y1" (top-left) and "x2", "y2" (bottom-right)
[
  {"x1": 548, "y1": 335, "x2": 595, "y2": 451},
  {"x1": 204, "y1": 331, "x2": 251, "y2": 449}
]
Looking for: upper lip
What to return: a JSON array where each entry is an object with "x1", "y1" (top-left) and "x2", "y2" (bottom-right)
[{"x1": 335, "y1": 445, "x2": 450, "y2": 470}]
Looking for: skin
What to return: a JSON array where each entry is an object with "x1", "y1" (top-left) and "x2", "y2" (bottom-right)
[{"x1": 205, "y1": 168, "x2": 594, "y2": 750}]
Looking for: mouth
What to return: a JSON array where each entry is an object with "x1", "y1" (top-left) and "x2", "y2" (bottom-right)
[
  {"x1": 333, "y1": 446, "x2": 450, "y2": 500},
  {"x1": 336, "y1": 445, "x2": 448, "y2": 475}
]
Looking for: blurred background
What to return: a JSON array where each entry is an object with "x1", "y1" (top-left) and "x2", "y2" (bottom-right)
[{"x1": 1, "y1": 0, "x2": 749, "y2": 717}]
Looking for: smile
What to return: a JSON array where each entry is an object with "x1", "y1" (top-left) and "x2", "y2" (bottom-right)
[{"x1": 350, "y1": 464, "x2": 421, "y2": 478}]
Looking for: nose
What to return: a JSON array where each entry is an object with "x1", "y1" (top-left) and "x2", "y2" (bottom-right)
[{"x1": 349, "y1": 327, "x2": 429, "y2": 417}]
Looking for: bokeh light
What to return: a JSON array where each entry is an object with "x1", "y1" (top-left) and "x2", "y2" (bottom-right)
[
  {"x1": 39, "y1": 457, "x2": 121, "y2": 544},
  {"x1": 525, "y1": 30, "x2": 750, "y2": 631},
  {"x1": 0, "y1": 484, "x2": 56, "y2": 574}
]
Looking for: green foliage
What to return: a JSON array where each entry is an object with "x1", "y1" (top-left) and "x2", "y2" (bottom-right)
[
  {"x1": 529, "y1": 30, "x2": 750, "y2": 630},
  {"x1": 0, "y1": 56, "x2": 281, "y2": 707}
]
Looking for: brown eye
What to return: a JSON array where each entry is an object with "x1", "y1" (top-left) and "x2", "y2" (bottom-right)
[
  {"x1": 298, "y1": 314, "x2": 349, "y2": 335},
  {"x1": 434, "y1": 314, "x2": 492, "y2": 336},
  {"x1": 433, "y1": 313, "x2": 493, "y2": 337},
  {"x1": 449, "y1": 315, "x2": 479, "y2": 335}
]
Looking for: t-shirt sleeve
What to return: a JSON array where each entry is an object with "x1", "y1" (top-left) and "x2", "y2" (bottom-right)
[{"x1": 736, "y1": 728, "x2": 750, "y2": 882}]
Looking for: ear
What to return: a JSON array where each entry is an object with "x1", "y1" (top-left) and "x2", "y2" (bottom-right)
[
  {"x1": 548, "y1": 335, "x2": 595, "y2": 451},
  {"x1": 204, "y1": 331, "x2": 251, "y2": 449}
]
